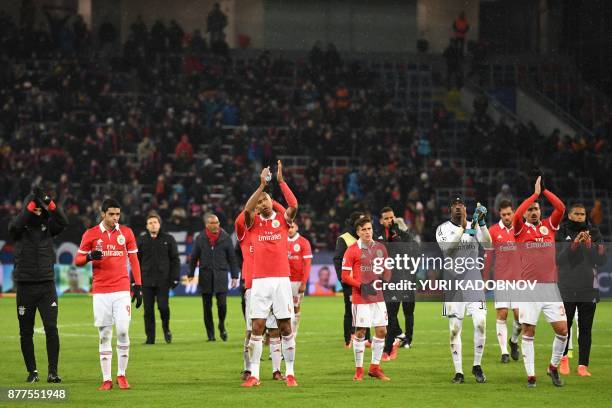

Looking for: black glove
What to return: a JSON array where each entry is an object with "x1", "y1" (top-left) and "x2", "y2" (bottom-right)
[
  {"x1": 540, "y1": 175, "x2": 546, "y2": 191},
  {"x1": 388, "y1": 223, "x2": 400, "y2": 241},
  {"x1": 360, "y1": 282, "x2": 378, "y2": 297},
  {"x1": 87, "y1": 250, "x2": 103, "y2": 261},
  {"x1": 131, "y1": 284, "x2": 142, "y2": 308},
  {"x1": 170, "y1": 280, "x2": 179, "y2": 289}
]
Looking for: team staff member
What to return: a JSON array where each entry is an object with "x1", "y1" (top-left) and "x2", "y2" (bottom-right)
[
  {"x1": 189, "y1": 213, "x2": 239, "y2": 342},
  {"x1": 333, "y1": 211, "x2": 366, "y2": 348},
  {"x1": 376, "y1": 207, "x2": 419, "y2": 359},
  {"x1": 10, "y1": 187, "x2": 68, "y2": 383},
  {"x1": 556, "y1": 203, "x2": 606, "y2": 377},
  {"x1": 137, "y1": 212, "x2": 180, "y2": 344}
]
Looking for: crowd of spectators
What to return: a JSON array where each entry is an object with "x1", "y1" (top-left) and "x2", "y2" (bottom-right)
[
  {"x1": 0, "y1": 4, "x2": 609, "y2": 253},
  {"x1": 467, "y1": 94, "x2": 611, "y2": 202},
  {"x1": 0, "y1": 7, "x2": 447, "y2": 250}
]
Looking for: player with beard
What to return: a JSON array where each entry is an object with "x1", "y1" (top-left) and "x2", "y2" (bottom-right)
[
  {"x1": 483, "y1": 199, "x2": 522, "y2": 363},
  {"x1": 513, "y1": 176, "x2": 567, "y2": 388}
]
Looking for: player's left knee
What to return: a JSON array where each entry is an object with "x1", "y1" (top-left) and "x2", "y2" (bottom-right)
[
  {"x1": 43, "y1": 323, "x2": 58, "y2": 337},
  {"x1": 117, "y1": 332, "x2": 130, "y2": 344},
  {"x1": 475, "y1": 318, "x2": 486, "y2": 334},
  {"x1": 116, "y1": 324, "x2": 130, "y2": 344}
]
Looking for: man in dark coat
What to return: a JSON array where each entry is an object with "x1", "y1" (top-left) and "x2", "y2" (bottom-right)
[
  {"x1": 137, "y1": 212, "x2": 180, "y2": 344},
  {"x1": 556, "y1": 203, "x2": 607, "y2": 376},
  {"x1": 188, "y1": 213, "x2": 239, "y2": 341},
  {"x1": 375, "y1": 207, "x2": 420, "y2": 358},
  {"x1": 9, "y1": 187, "x2": 68, "y2": 383}
]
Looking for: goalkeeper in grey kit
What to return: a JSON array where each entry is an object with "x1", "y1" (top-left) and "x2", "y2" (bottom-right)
[{"x1": 436, "y1": 197, "x2": 492, "y2": 384}]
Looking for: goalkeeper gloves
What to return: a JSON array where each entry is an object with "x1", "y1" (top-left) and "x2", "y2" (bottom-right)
[
  {"x1": 131, "y1": 283, "x2": 142, "y2": 308},
  {"x1": 476, "y1": 204, "x2": 488, "y2": 227}
]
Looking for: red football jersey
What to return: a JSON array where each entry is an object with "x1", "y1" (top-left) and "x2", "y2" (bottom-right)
[
  {"x1": 248, "y1": 210, "x2": 291, "y2": 279},
  {"x1": 77, "y1": 223, "x2": 138, "y2": 294},
  {"x1": 514, "y1": 217, "x2": 559, "y2": 282},
  {"x1": 288, "y1": 234, "x2": 313, "y2": 282},
  {"x1": 235, "y1": 211, "x2": 255, "y2": 289},
  {"x1": 341, "y1": 240, "x2": 389, "y2": 304},
  {"x1": 486, "y1": 221, "x2": 520, "y2": 281}
]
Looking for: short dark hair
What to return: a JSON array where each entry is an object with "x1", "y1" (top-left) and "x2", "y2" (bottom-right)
[
  {"x1": 380, "y1": 206, "x2": 394, "y2": 216},
  {"x1": 347, "y1": 211, "x2": 365, "y2": 230},
  {"x1": 101, "y1": 198, "x2": 121, "y2": 212},
  {"x1": 498, "y1": 199, "x2": 513, "y2": 212},
  {"x1": 354, "y1": 216, "x2": 372, "y2": 231},
  {"x1": 529, "y1": 200, "x2": 540, "y2": 208},
  {"x1": 569, "y1": 203, "x2": 586, "y2": 212},
  {"x1": 146, "y1": 212, "x2": 161, "y2": 223}
]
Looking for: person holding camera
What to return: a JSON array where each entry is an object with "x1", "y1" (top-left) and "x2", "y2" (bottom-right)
[
  {"x1": 556, "y1": 203, "x2": 607, "y2": 377},
  {"x1": 9, "y1": 187, "x2": 68, "y2": 383},
  {"x1": 137, "y1": 212, "x2": 181, "y2": 344}
]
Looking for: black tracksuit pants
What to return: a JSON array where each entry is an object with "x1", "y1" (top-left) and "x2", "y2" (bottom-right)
[
  {"x1": 384, "y1": 301, "x2": 415, "y2": 353},
  {"x1": 142, "y1": 286, "x2": 170, "y2": 342},
  {"x1": 16, "y1": 281, "x2": 59, "y2": 374},
  {"x1": 563, "y1": 301, "x2": 596, "y2": 366}
]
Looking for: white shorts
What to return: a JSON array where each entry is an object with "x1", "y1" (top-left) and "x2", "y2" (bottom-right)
[
  {"x1": 495, "y1": 301, "x2": 518, "y2": 310},
  {"x1": 244, "y1": 288, "x2": 278, "y2": 331},
  {"x1": 249, "y1": 277, "x2": 293, "y2": 321},
  {"x1": 352, "y1": 302, "x2": 388, "y2": 328},
  {"x1": 444, "y1": 301, "x2": 487, "y2": 320},
  {"x1": 290, "y1": 281, "x2": 304, "y2": 308},
  {"x1": 494, "y1": 289, "x2": 518, "y2": 310},
  {"x1": 518, "y1": 302, "x2": 566, "y2": 326},
  {"x1": 93, "y1": 291, "x2": 131, "y2": 327}
]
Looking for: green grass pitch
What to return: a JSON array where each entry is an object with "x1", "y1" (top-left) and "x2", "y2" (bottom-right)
[{"x1": 0, "y1": 296, "x2": 610, "y2": 407}]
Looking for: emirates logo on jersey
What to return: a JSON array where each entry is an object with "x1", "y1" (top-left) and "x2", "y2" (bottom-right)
[
  {"x1": 539, "y1": 226, "x2": 549, "y2": 235},
  {"x1": 258, "y1": 233, "x2": 282, "y2": 242},
  {"x1": 101, "y1": 244, "x2": 124, "y2": 257}
]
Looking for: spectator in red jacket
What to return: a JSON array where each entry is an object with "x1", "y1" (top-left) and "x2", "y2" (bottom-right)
[{"x1": 175, "y1": 134, "x2": 194, "y2": 165}]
